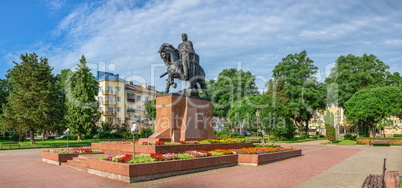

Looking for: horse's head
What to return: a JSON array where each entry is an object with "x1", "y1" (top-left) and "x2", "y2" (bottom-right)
[{"x1": 158, "y1": 43, "x2": 180, "y2": 66}]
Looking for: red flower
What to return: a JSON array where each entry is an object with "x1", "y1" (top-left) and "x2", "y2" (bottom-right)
[
  {"x1": 196, "y1": 150, "x2": 212, "y2": 156},
  {"x1": 178, "y1": 141, "x2": 186, "y2": 145},
  {"x1": 120, "y1": 154, "x2": 133, "y2": 163},
  {"x1": 156, "y1": 141, "x2": 165, "y2": 145},
  {"x1": 150, "y1": 153, "x2": 164, "y2": 161}
]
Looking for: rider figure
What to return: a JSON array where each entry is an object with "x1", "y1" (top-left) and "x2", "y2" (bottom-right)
[{"x1": 178, "y1": 33, "x2": 195, "y2": 80}]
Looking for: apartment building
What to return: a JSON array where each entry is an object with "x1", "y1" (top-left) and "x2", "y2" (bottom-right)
[{"x1": 96, "y1": 71, "x2": 157, "y2": 127}]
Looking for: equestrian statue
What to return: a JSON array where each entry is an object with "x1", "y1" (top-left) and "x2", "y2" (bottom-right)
[{"x1": 158, "y1": 33, "x2": 208, "y2": 97}]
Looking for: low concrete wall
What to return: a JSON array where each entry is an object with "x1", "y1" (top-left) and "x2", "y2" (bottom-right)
[
  {"x1": 238, "y1": 149, "x2": 302, "y2": 166},
  {"x1": 87, "y1": 155, "x2": 239, "y2": 183},
  {"x1": 41, "y1": 152, "x2": 79, "y2": 165}
]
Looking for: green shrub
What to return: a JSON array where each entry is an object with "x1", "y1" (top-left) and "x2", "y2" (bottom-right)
[
  {"x1": 177, "y1": 153, "x2": 195, "y2": 159},
  {"x1": 10, "y1": 134, "x2": 25, "y2": 142},
  {"x1": 312, "y1": 136, "x2": 318, "y2": 139},
  {"x1": 319, "y1": 135, "x2": 325, "y2": 138},
  {"x1": 139, "y1": 127, "x2": 154, "y2": 138},
  {"x1": 325, "y1": 124, "x2": 336, "y2": 143},
  {"x1": 215, "y1": 131, "x2": 230, "y2": 138},
  {"x1": 210, "y1": 151, "x2": 224, "y2": 156},
  {"x1": 343, "y1": 134, "x2": 357, "y2": 141},
  {"x1": 393, "y1": 134, "x2": 402, "y2": 137},
  {"x1": 163, "y1": 142, "x2": 181, "y2": 145},
  {"x1": 47, "y1": 136, "x2": 55, "y2": 139},
  {"x1": 230, "y1": 133, "x2": 245, "y2": 138},
  {"x1": 98, "y1": 131, "x2": 117, "y2": 139},
  {"x1": 128, "y1": 155, "x2": 155, "y2": 163}
]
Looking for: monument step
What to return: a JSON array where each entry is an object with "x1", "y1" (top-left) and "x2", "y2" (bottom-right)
[
  {"x1": 61, "y1": 162, "x2": 88, "y2": 171},
  {"x1": 67, "y1": 159, "x2": 87, "y2": 166}
]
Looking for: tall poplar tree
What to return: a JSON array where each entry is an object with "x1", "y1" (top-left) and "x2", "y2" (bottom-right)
[
  {"x1": 3, "y1": 53, "x2": 58, "y2": 144},
  {"x1": 65, "y1": 55, "x2": 99, "y2": 141}
]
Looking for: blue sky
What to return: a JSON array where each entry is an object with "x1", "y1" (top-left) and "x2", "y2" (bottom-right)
[{"x1": 1, "y1": 0, "x2": 401, "y2": 92}]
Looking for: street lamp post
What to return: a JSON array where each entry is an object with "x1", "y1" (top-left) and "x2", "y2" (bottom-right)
[
  {"x1": 64, "y1": 128, "x2": 70, "y2": 149},
  {"x1": 131, "y1": 124, "x2": 139, "y2": 159}
]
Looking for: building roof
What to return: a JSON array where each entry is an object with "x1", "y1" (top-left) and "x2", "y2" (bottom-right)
[
  {"x1": 125, "y1": 83, "x2": 156, "y2": 94},
  {"x1": 96, "y1": 71, "x2": 125, "y2": 81}
]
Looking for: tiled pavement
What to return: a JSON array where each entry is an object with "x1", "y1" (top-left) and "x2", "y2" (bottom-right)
[{"x1": 0, "y1": 141, "x2": 401, "y2": 188}]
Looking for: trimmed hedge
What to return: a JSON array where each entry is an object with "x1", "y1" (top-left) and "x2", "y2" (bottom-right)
[
  {"x1": 356, "y1": 137, "x2": 402, "y2": 144},
  {"x1": 393, "y1": 134, "x2": 402, "y2": 137}
]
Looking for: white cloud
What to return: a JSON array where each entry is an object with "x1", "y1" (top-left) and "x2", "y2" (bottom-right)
[{"x1": 14, "y1": 0, "x2": 401, "y2": 91}]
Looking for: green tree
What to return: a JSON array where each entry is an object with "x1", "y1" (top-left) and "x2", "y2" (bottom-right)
[
  {"x1": 145, "y1": 99, "x2": 156, "y2": 121},
  {"x1": 210, "y1": 68, "x2": 259, "y2": 118},
  {"x1": 228, "y1": 94, "x2": 294, "y2": 140},
  {"x1": 324, "y1": 111, "x2": 336, "y2": 142},
  {"x1": 3, "y1": 53, "x2": 59, "y2": 144},
  {"x1": 386, "y1": 72, "x2": 402, "y2": 86},
  {"x1": 53, "y1": 69, "x2": 73, "y2": 134},
  {"x1": 271, "y1": 50, "x2": 326, "y2": 137},
  {"x1": 325, "y1": 54, "x2": 390, "y2": 108},
  {"x1": 65, "y1": 55, "x2": 100, "y2": 141},
  {"x1": 0, "y1": 79, "x2": 8, "y2": 114},
  {"x1": 344, "y1": 86, "x2": 402, "y2": 137}
]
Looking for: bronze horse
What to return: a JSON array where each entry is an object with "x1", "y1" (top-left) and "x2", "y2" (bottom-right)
[{"x1": 158, "y1": 43, "x2": 208, "y2": 97}]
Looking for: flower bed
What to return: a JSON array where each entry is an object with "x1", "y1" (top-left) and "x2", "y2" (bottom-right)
[
  {"x1": 85, "y1": 146, "x2": 302, "y2": 182},
  {"x1": 87, "y1": 155, "x2": 239, "y2": 183},
  {"x1": 91, "y1": 142, "x2": 254, "y2": 155},
  {"x1": 356, "y1": 137, "x2": 402, "y2": 145},
  {"x1": 42, "y1": 147, "x2": 103, "y2": 165}
]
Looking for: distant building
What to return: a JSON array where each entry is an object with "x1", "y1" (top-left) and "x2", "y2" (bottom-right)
[
  {"x1": 96, "y1": 71, "x2": 157, "y2": 128},
  {"x1": 308, "y1": 104, "x2": 402, "y2": 137}
]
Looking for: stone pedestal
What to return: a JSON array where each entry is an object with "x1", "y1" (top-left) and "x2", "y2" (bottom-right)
[{"x1": 140, "y1": 93, "x2": 216, "y2": 142}]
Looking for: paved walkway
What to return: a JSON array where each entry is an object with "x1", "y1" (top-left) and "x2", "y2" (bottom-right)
[{"x1": 0, "y1": 142, "x2": 401, "y2": 188}]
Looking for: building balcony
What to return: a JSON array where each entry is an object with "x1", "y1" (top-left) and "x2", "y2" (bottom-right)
[
  {"x1": 127, "y1": 109, "x2": 136, "y2": 113},
  {"x1": 102, "y1": 90, "x2": 116, "y2": 95},
  {"x1": 127, "y1": 98, "x2": 135, "y2": 103},
  {"x1": 103, "y1": 111, "x2": 116, "y2": 116},
  {"x1": 102, "y1": 101, "x2": 117, "y2": 105}
]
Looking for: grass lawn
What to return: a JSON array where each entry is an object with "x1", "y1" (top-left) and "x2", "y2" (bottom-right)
[
  {"x1": 246, "y1": 136, "x2": 326, "y2": 143},
  {"x1": 0, "y1": 138, "x2": 109, "y2": 150},
  {"x1": 321, "y1": 140, "x2": 358, "y2": 145}
]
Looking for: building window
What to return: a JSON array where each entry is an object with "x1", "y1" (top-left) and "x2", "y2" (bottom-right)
[
  {"x1": 108, "y1": 86, "x2": 113, "y2": 92},
  {"x1": 115, "y1": 87, "x2": 121, "y2": 92},
  {"x1": 145, "y1": 97, "x2": 149, "y2": 102},
  {"x1": 108, "y1": 107, "x2": 114, "y2": 112},
  {"x1": 136, "y1": 96, "x2": 141, "y2": 101},
  {"x1": 116, "y1": 97, "x2": 121, "y2": 102},
  {"x1": 108, "y1": 96, "x2": 114, "y2": 102},
  {"x1": 116, "y1": 107, "x2": 121, "y2": 112},
  {"x1": 108, "y1": 118, "x2": 114, "y2": 123},
  {"x1": 117, "y1": 118, "x2": 121, "y2": 123},
  {"x1": 99, "y1": 86, "x2": 102, "y2": 92}
]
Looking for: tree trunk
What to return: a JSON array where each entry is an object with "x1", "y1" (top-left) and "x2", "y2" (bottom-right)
[
  {"x1": 42, "y1": 131, "x2": 45, "y2": 141},
  {"x1": 304, "y1": 121, "x2": 309, "y2": 138},
  {"x1": 29, "y1": 130, "x2": 36, "y2": 145}
]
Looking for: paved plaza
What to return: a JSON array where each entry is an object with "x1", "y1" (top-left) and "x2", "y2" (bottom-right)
[{"x1": 0, "y1": 140, "x2": 401, "y2": 188}]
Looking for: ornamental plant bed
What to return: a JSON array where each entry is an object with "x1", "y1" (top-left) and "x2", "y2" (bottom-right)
[
  {"x1": 91, "y1": 142, "x2": 254, "y2": 155},
  {"x1": 237, "y1": 149, "x2": 302, "y2": 166},
  {"x1": 86, "y1": 155, "x2": 238, "y2": 183},
  {"x1": 41, "y1": 147, "x2": 103, "y2": 165}
]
